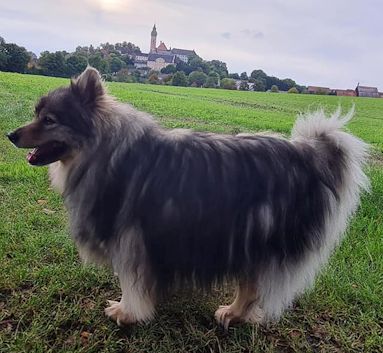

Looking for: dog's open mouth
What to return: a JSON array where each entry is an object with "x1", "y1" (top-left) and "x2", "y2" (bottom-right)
[{"x1": 27, "y1": 141, "x2": 68, "y2": 166}]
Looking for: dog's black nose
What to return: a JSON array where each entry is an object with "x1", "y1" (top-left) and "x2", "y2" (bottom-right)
[{"x1": 7, "y1": 131, "x2": 19, "y2": 145}]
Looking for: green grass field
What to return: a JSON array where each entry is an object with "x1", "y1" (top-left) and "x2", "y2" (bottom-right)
[{"x1": 0, "y1": 72, "x2": 382, "y2": 353}]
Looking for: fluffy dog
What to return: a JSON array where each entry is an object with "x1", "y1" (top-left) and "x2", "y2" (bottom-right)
[{"x1": 8, "y1": 68, "x2": 369, "y2": 328}]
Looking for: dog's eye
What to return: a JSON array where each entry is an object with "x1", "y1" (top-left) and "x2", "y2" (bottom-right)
[{"x1": 43, "y1": 116, "x2": 56, "y2": 125}]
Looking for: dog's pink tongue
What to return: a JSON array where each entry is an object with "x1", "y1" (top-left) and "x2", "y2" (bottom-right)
[{"x1": 27, "y1": 148, "x2": 37, "y2": 164}]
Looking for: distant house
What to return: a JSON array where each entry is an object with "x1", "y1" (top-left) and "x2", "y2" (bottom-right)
[
  {"x1": 170, "y1": 48, "x2": 197, "y2": 63},
  {"x1": 307, "y1": 86, "x2": 331, "y2": 95},
  {"x1": 379, "y1": 92, "x2": 383, "y2": 98},
  {"x1": 334, "y1": 89, "x2": 356, "y2": 97},
  {"x1": 233, "y1": 80, "x2": 255, "y2": 91},
  {"x1": 133, "y1": 53, "x2": 149, "y2": 69},
  {"x1": 147, "y1": 53, "x2": 176, "y2": 71},
  {"x1": 355, "y1": 84, "x2": 379, "y2": 98}
]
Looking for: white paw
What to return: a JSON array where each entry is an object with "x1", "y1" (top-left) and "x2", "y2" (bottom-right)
[
  {"x1": 214, "y1": 305, "x2": 241, "y2": 330},
  {"x1": 104, "y1": 300, "x2": 136, "y2": 326}
]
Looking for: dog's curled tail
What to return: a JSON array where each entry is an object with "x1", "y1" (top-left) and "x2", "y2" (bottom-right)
[
  {"x1": 255, "y1": 107, "x2": 370, "y2": 323},
  {"x1": 291, "y1": 105, "x2": 356, "y2": 140},
  {"x1": 291, "y1": 106, "x2": 370, "y2": 193}
]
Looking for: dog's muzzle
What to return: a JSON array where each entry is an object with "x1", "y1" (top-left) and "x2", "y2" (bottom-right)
[{"x1": 7, "y1": 131, "x2": 19, "y2": 145}]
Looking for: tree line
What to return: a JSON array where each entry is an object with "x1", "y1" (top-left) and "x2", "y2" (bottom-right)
[{"x1": 0, "y1": 36, "x2": 305, "y2": 92}]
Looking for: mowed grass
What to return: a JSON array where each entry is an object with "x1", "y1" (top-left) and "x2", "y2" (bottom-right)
[{"x1": 0, "y1": 72, "x2": 382, "y2": 353}]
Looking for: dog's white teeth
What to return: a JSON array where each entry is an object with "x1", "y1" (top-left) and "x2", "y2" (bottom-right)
[{"x1": 27, "y1": 148, "x2": 38, "y2": 163}]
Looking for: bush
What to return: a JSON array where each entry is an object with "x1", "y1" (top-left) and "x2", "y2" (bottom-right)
[
  {"x1": 148, "y1": 72, "x2": 159, "y2": 84},
  {"x1": 161, "y1": 65, "x2": 176, "y2": 74},
  {"x1": 204, "y1": 76, "x2": 217, "y2": 88},
  {"x1": 220, "y1": 78, "x2": 237, "y2": 90},
  {"x1": 188, "y1": 71, "x2": 208, "y2": 87},
  {"x1": 172, "y1": 71, "x2": 188, "y2": 86},
  {"x1": 288, "y1": 87, "x2": 299, "y2": 94},
  {"x1": 115, "y1": 68, "x2": 135, "y2": 82},
  {"x1": 270, "y1": 85, "x2": 279, "y2": 93}
]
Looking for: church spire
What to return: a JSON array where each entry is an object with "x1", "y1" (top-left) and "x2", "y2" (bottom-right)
[
  {"x1": 151, "y1": 24, "x2": 157, "y2": 36},
  {"x1": 150, "y1": 24, "x2": 157, "y2": 53}
]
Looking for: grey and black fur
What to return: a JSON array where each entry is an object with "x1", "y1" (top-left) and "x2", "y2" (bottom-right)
[{"x1": 8, "y1": 68, "x2": 370, "y2": 328}]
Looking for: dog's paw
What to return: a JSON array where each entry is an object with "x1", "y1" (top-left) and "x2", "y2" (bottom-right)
[
  {"x1": 104, "y1": 300, "x2": 136, "y2": 326},
  {"x1": 243, "y1": 305, "x2": 264, "y2": 324},
  {"x1": 214, "y1": 305, "x2": 242, "y2": 330}
]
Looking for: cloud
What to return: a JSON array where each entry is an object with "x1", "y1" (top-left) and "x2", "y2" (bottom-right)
[
  {"x1": 241, "y1": 29, "x2": 264, "y2": 39},
  {"x1": 221, "y1": 32, "x2": 231, "y2": 40},
  {"x1": 0, "y1": 0, "x2": 382, "y2": 89}
]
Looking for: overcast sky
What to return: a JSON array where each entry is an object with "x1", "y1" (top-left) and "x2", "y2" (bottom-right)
[{"x1": 1, "y1": 0, "x2": 382, "y2": 90}]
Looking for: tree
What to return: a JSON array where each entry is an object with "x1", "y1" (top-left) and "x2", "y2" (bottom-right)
[
  {"x1": 161, "y1": 65, "x2": 177, "y2": 74},
  {"x1": 116, "y1": 68, "x2": 136, "y2": 82},
  {"x1": 250, "y1": 70, "x2": 267, "y2": 90},
  {"x1": 220, "y1": 78, "x2": 237, "y2": 90},
  {"x1": 38, "y1": 51, "x2": 67, "y2": 77},
  {"x1": 207, "y1": 60, "x2": 228, "y2": 79},
  {"x1": 265, "y1": 76, "x2": 282, "y2": 90},
  {"x1": 2, "y1": 43, "x2": 30, "y2": 73},
  {"x1": 172, "y1": 71, "x2": 188, "y2": 86},
  {"x1": 204, "y1": 76, "x2": 217, "y2": 88},
  {"x1": 121, "y1": 54, "x2": 135, "y2": 67},
  {"x1": 0, "y1": 39, "x2": 7, "y2": 70},
  {"x1": 175, "y1": 60, "x2": 193, "y2": 75},
  {"x1": 131, "y1": 69, "x2": 142, "y2": 82},
  {"x1": 115, "y1": 41, "x2": 141, "y2": 55},
  {"x1": 110, "y1": 56, "x2": 125, "y2": 73},
  {"x1": 228, "y1": 73, "x2": 240, "y2": 79},
  {"x1": 270, "y1": 85, "x2": 279, "y2": 93},
  {"x1": 250, "y1": 69, "x2": 267, "y2": 81},
  {"x1": 288, "y1": 87, "x2": 299, "y2": 94},
  {"x1": 188, "y1": 71, "x2": 207, "y2": 87},
  {"x1": 88, "y1": 54, "x2": 109, "y2": 73},
  {"x1": 100, "y1": 42, "x2": 115, "y2": 52},
  {"x1": 188, "y1": 56, "x2": 209, "y2": 74},
  {"x1": 297, "y1": 85, "x2": 306, "y2": 93},
  {"x1": 281, "y1": 78, "x2": 296, "y2": 91},
  {"x1": 208, "y1": 71, "x2": 219, "y2": 84},
  {"x1": 252, "y1": 79, "x2": 266, "y2": 92},
  {"x1": 66, "y1": 54, "x2": 88, "y2": 76},
  {"x1": 239, "y1": 81, "x2": 249, "y2": 91},
  {"x1": 75, "y1": 46, "x2": 89, "y2": 56},
  {"x1": 240, "y1": 72, "x2": 248, "y2": 80}
]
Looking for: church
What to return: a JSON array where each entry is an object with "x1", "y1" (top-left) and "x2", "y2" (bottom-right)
[{"x1": 133, "y1": 25, "x2": 197, "y2": 71}]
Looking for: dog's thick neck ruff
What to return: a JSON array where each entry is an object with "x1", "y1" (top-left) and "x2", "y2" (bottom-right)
[{"x1": 11, "y1": 67, "x2": 369, "y2": 326}]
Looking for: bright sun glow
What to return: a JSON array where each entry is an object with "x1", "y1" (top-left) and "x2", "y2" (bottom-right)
[{"x1": 98, "y1": 0, "x2": 126, "y2": 11}]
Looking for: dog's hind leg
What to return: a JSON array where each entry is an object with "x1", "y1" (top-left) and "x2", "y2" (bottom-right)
[
  {"x1": 105, "y1": 270, "x2": 156, "y2": 326},
  {"x1": 214, "y1": 280, "x2": 263, "y2": 329}
]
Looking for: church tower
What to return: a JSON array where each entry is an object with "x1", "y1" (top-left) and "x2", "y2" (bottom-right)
[{"x1": 150, "y1": 24, "x2": 157, "y2": 53}]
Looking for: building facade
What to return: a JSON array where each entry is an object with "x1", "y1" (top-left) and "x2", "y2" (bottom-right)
[
  {"x1": 133, "y1": 25, "x2": 197, "y2": 71},
  {"x1": 355, "y1": 84, "x2": 380, "y2": 98}
]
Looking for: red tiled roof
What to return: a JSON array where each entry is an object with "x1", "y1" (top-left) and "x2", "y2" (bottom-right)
[{"x1": 157, "y1": 41, "x2": 168, "y2": 51}]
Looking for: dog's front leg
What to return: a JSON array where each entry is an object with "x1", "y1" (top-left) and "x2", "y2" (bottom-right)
[{"x1": 105, "y1": 270, "x2": 156, "y2": 326}]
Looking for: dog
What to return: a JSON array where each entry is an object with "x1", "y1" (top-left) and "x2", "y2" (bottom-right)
[{"x1": 7, "y1": 67, "x2": 369, "y2": 328}]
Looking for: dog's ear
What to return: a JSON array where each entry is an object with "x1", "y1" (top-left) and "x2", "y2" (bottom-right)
[{"x1": 71, "y1": 67, "x2": 105, "y2": 106}]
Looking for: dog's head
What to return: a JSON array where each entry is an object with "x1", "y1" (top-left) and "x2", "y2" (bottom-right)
[{"x1": 7, "y1": 67, "x2": 107, "y2": 166}]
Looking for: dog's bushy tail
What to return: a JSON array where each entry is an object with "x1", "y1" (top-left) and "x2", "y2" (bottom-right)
[
  {"x1": 254, "y1": 107, "x2": 370, "y2": 323},
  {"x1": 292, "y1": 105, "x2": 355, "y2": 140},
  {"x1": 291, "y1": 106, "x2": 370, "y2": 194}
]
